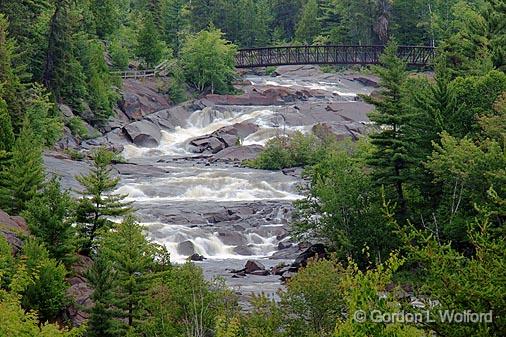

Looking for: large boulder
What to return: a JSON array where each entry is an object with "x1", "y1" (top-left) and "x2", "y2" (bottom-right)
[
  {"x1": 187, "y1": 136, "x2": 225, "y2": 154},
  {"x1": 120, "y1": 78, "x2": 171, "y2": 121},
  {"x1": 123, "y1": 120, "x2": 161, "y2": 148},
  {"x1": 212, "y1": 145, "x2": 264, "y2": 162},
  {"x1": 187, "y1": 123, "x2": 259, "y2": 154},
  {"x1": 290, "y1": 244, "x2": 327, "y2": 272},
  {"x1": 244, "y1": 260, "x2": 266, "y2": 274},
  {"x1": 177, "y1": 240, "x2": 196, "y2": 256}
]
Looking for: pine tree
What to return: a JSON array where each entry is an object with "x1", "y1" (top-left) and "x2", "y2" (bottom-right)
[
  {"x1": 136, "y1": 13, "x2": 166, "y2": 67},
  {"x1": 0, "y1": 119, "x2": 44, "y2": 214},
  {"x1": 0, "y1": 14, "x2": 24, "y2": 130},
  {"x1": 75, "y1": 147, "x2": 132, "y2": 256},
  {"x1": 295, "y1": 0, "x2": 321, "y2": 44},
  {"x1": 100, "y1": 216, "x2": 160, "y2": 335},
  {"x1": 254, "y1": 0, "x2": 273, "y2": 46},
  {"x1": 22, "y1": 177, "x2": 77, "y2": 267},
  {"x1": 161, "y1": 0, "x2": 189, "y2": 53},
  {"x1": 90, "y1": 0, "x2": 121, "y2": 38},
  {"x1": 363, "y1": 41, "x2": 412, "y2": 219},
  {"x1": 86, "y1": 255, "x2": 116, "y2": 337},
  {"x1": 0, "y1": 98, "x2": 15, "y2": 152}
]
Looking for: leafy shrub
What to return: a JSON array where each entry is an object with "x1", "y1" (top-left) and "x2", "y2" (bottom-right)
[
  {"x1": 67, "y1": 116, "x2": 88, "y2": 139},
  {"x1": 181, "y1": 28, "x2": 237, "y2": 94},
  {"x1": 245, "y1": 132, "x2": 325, "y2": 170},
  {"x1": 109, "y1": 38, "x2": 130, "y2": 70}
]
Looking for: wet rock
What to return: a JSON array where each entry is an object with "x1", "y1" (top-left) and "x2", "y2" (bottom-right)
[
  {"x1": 189, "y1": 253, "x2": 206, "y2": 261},
  {"x1": 233, "y1": 246, "x2": 255, "y2": 256},
  {"x1": 212, "y1": 145, "x2": 264, "y2": 162},
  {"x1": 281, "y1": 271, "x2": 295, "y2": 283},
  {"x1": 250, "y1": 269, "x2": 270, "y2": 276},
  {"x1": 244, "y1": 260, "x2": 266, "y2": 274},
  {"x1": 271, "y1": 263, "x2": 289, "y2": 276},
  {"x1": 123, "y1": 120, "x2": 161, "y2": 148},
  {"x1": 278, "y1": 241, "x2": 292, "y2": 250},
  {"x1": 290, "y1": 244, "x2": 327, "y2": 271},
  {"x1": 188, "y1": 123, "x2": 259, "y2": 154},
  {"x1": 269, "y1": 245, "x2": 303, "y2": 260},
  {"x1": 352, "y1": 75, "x2": 380, "y2": 88},
  {"x1": 188, "y1": 136, "x2": 225, "y2": 154},
  {"x1": 218, "y1": 231, "x2": 247, "y2": 246},
  {"x1": 177, "y1": 240, "x2": 196, "y2": 256}
]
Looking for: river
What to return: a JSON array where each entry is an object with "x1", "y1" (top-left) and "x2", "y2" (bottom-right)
[{"x1": 113, "y1": 66, "x2": 376, "y2": 302}]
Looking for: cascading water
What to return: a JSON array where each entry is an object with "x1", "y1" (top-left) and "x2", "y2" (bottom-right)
[{"x1": 115, "y1": 68, "x2": 373, "y2": 298}]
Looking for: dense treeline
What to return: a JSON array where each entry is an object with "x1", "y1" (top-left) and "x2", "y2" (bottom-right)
[{"x1": 0, "y1": 0, "x2": 505, "y2": 336}]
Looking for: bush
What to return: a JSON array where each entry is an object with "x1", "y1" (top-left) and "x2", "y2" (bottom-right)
[
  {"x1": 20, "y1": 240, "x2": 69, "y2": 322},
  {"x1": 67, "y1": 116, "x2": 88, "y2": 139},
  {"x1": 181, "y1": 27, "x2": 237, "y2": 94},
  {"x1": 245, "y1": 132, "x2": 325, "y2": 170}
]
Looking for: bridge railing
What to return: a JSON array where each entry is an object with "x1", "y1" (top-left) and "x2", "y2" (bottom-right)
[{"x1": 235, "y1": 45, "x2": 435, "y2": 68}]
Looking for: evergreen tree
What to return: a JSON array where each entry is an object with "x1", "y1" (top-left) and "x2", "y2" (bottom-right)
[
  {"x1": 160, "y1": 0, "x2": 189, "y2": 53},
  {"x1": 0, "y1": 14, "x2": 24, "y2": 130},
  {"x1": 75, "y1": 147, "x2": 132, "y2": 256},
  {"x1": 136, "y1": 13, "x2": 166, "y2": 67},
  {"x1": 25, "y1": 83, "x2": 63, "y2": 147},
  {"x1": 86, "y1": 255, "x2": 116, "y2": 337},
  {"x1": 254, "y1": 0, "x2": 273, "y2": 46},
  {"x1": 22, "y1": 177, "x2": 77, "y2": 267},
  {"x1": 363, "y1": 41, "x2": 412, "y2": 219},
  {"x1": 20, "y1": 239, "x2": 69, "y2": 323},
  {"x1": 100, "y1": 216, "x2": 160, "y2": 335},
  {"x1": 43, "y1": 0, "x2": 73, "y2": 100},
  {"x1": 295, "y1": 0, "x2": 321, "y2": 44},
  {"x1": 0, "y1": 119, "x2": 44, "y2": 214},
  {"x1": 0, "y1": 98, "x2": 15, "y2": 152},
  {"x1": 90, "y1": 0, "x2": 121, "y2": 38}
]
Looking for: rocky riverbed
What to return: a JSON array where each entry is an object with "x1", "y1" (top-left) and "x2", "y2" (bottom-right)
[{"x1": 46, "y1": 65, "x2": 377, "y2": 305}]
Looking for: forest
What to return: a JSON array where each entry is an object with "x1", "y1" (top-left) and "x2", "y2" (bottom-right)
[{"x1": 0, "y1": 0, "x2": 505, "y2": 336}]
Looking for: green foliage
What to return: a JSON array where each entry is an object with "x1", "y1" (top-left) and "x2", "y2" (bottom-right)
[
  {"x1": 282, "y1": 259, "x2": 346, "y2": 337},
  {"x1": 449, "y1": 70, "x2": 506, "y2": 138},
  {"x1": 363, "y1": 41, "x2": 412, "y2": 218},
  {"x1": 333, "y1": 254, "x2": 424, "y2": 337},
  {"x1": 25, "y1": 83, "x2": 63, "y2": 147},
  {"x1": 77, "y1": 38, "x2": 118, "y2": 124},
  {"x1": 0, "y1": 237, "x2": 83, "y2": 336},
  {"x1": 136, "y1": 14, "x2": 167, "y2": 67},
  {"x1": 22, "y1": 178, "x2": 77, "y2": 267},
  {"x1": 294, "y1": 140, "x2": 397, "y2": 266},
  {"x1": 239, "y1": 295, "x2": 284, "y2": 337},
  {"x1": 20, "y1": 239, "x2": 69, "y2": 323},
  {"x1": 67, "y1": 116, "x2": 89, "y2": 139},
  {"x1": 0, "y1": 98, "x2": 15, "y2": 152},
  {"x1": 181, "y1": 28, "x2": 237, "y2": 94},
  {"x1": 246, "y1": 132, "x2": 325, "y2": 170},
  {"x1": 86, "y1": 254, "x2": 116, "y2": 337},
  {"x1": 295, "y1": 0, "x2": 321, "y2": 44},
  {"x1": 109, "y1": 38, "x2": 131, "y2": 70},
  {"x1": 143, "y1": 263, "x2": 237, "y2": 337},
  {"x1": 0, "y1": 120, "x2": 44, "y2": 214},
  {"x1": 75, "y1": 147, "x2": 132, "y2": 255},
  {"x1": 425, "y1": 132, "x2": 505, "y2": 247},
  {"x1": 89, "y1": 216, "x2": 162, "y2": 336},
  {"x1": 401, "y1": 218, "x2": 506, "y2": 337},
  {"x1": 0, "y1": 235, "x2": 15, "y2": 288}
]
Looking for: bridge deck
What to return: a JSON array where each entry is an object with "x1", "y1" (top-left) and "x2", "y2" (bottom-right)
[{"x1": 235, "y1": 45, "x2": 435, "y2": 68}]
